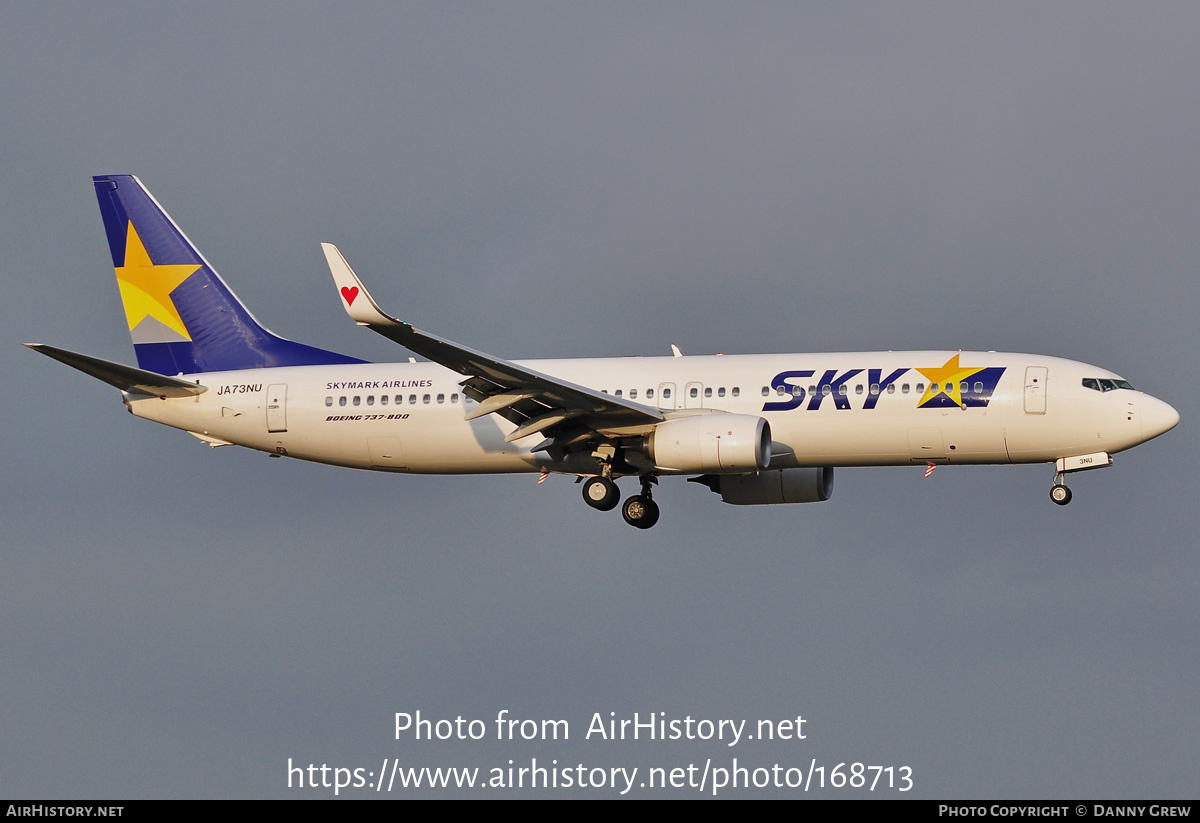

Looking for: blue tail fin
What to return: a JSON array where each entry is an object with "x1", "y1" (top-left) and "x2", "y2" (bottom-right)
[{"x1": 93, "y1": 175, "x2": 365, "y2": 374}]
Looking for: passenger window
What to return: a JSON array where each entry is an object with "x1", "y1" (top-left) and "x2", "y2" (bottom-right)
[
  {"x1": 762, "y1": 387, "x2": 769, "y2": 396},
  {"x1": 776, "y1": 386, "x2": 785, "y2": 396},
  {"x1": 423, "y1": 394, "x2": 431, "y2": 404},
  {"x1": 838, "y1": 385, "x2": 847, "y2": 396},
  {"x1": 931, "y1": 383, "x2": 939, "y2": 393},
  {"x1": 792, "y1": 385, "x2": 803, "y2": 396},
  {"x1": 615, "y1": 389, "x2": 623, "y2": 398},
  {"x1": 718, "y1": 387, "x2": 726, "y2": 397},
  {"x1": 869, "y1": 384, "x2": 879, "y2": 395},
  {"x1": 437, "y1": 394, "x2": 445, "y2": 404},
  {"x1": 381, "y1": 395, "x2": 388, "y2": 406},
  {"x1": 821, "y1": 385, "x2": 831, "y2": 396},
  {"x1": 663, "y1": 388, "x2": 671, "y2": 398},
  {"x1": 325, "y1": 396, "x2": 333, "y2": 407},
  {"x1": 901, "y1": 384, "x2": 910, "y2": 394},
  {"x1": 409, "y1": 395, "x2": 417, "y2": 404},
  {"x1": 887, "y1": 384, "x2": 896, "y2": 394},
  {"x1": 855, "y1": 384, "x2": 864, "y2": 395},
  {"x1": 647, "y1": 388, "x2": 655, "y2": 399},
  {"x1": 353, "y1": 396, "x2": 361, "y2": 406},
  {"x1": 451, "y1": 394, "x2": 459, "y2": 404},
  {"x1": 339, "y1": 396, "x2": 347, "y2": 407},
  {"x1": 395, "y1": 395, "x2": 403, "y2": 404},
  {"x1": 916, "y1": 383, "x2": 925, "y2": 393},
  {"x1": 704, "y1": 387, "x2": 712, "y2": 398},
  {"x1": 973, "y1": 382, "x2": 983, "y2": 393},
  {"x1": 691, "y1": 387, "x2": 699, "y2": 398},
  {"x1": 629, "y1": 389, "x2": 637, "y2": 399},
  {"x1": 732, "y1": 387, "x2": 739, "y2": 397},
  {"x1": 367, "y1": 395, "x2": 374, "y2": 406}
]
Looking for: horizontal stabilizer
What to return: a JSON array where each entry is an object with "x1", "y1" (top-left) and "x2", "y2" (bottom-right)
[{"x1": 25, "y1": 343, "x2": 207, "y2": 398}]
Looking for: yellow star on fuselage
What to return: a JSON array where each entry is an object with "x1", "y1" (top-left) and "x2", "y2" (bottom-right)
[
  {"x1": 916, "y1": 354, "x2": 985, "y2": 406},
  {"x1": 114, "y1": 221, "x2": 200, "y2": 339}
]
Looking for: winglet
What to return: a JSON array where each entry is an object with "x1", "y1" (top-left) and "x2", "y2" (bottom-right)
[{"x1": 321, "y1": 243, "x2": 402, "y2": 327}]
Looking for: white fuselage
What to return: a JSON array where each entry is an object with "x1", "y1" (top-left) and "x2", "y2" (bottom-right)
[{"x1": 125, "y1": 350, "x2": 1177, "y2": 477}]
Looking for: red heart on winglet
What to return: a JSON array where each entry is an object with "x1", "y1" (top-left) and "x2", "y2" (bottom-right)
[{"x1": 341, "y1": 286, "x2": 359, "y2": 306}]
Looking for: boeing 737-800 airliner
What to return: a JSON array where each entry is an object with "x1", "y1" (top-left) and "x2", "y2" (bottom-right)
[{"x1": 28, "y1": 175, "x2": 1179, "y2": 528}]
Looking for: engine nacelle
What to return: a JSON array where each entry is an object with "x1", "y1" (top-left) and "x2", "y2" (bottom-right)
[
  {"x1": 705, "y1": 467, "x2": 834, "y2": 505},
  {"x1": 646, "y1": 414, "x2": 771, "y2": 473}
]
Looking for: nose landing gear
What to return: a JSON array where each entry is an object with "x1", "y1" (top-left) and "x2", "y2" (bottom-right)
[
  {"x1": 1047, "y1": 452, "x2": 1114, "y2": 506},
  {"x1": 1049, "y1": 466, "x2": 1073, "y2": 505}
]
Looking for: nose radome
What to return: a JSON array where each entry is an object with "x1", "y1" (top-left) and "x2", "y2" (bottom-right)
[{"x1": 1141, "y1": 396, "x2": 1180, "y2": 441}]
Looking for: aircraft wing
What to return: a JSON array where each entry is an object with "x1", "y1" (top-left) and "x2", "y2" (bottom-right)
[
  {"x1": 25, "y1": 343, "x2": 207, "y2": 398},
  {"x1": 321, "y1": 244, "x2": 664, "y2": 451}
]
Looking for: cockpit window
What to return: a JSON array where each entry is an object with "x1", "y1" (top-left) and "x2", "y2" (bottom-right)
[{"x1": 1083, "y1": 377, "x2": 1135, "y2": 392}]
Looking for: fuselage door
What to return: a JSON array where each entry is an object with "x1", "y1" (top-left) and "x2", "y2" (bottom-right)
[
  {"x1": 907, "y1": 427, "x2": 948, "y2": 463},
  {"x1": 266, "y1": 383, "x2": 288, "y2": 432},
  {"x1": 684, "y1": 381, "x2": 705, "y2": 409},
  {"x1": 1024, "y1": 367, "x2": 1048, "y2": 414},
  {"x1": 657, "y1": 382, "x2": 677, "y2": 410},
  {"x1": 368, "y1": 436, "x2": 407, "y2": 469}
]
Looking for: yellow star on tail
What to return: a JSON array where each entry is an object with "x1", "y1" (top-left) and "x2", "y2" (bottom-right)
[
  {"x1": 916, "y1": 354, "x2": 985, "y2": 406},
  {"x1": 114, "y1": 222, "x2": 200, "y2": 339}
]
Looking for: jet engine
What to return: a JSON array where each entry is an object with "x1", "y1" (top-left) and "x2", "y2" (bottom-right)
[
  {"x1": 690, "y1": 467, "x2": 835, "y2": 505},
  {"x1": 646, "y1": 414, "x2": 771, "y2": 473}
]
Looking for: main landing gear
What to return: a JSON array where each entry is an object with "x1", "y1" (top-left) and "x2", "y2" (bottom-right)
[
  {"x1": 582, "y1": 474, "x2": 660, "y2": 528},
  {"x1": 622, "y1": 480, "x2": 660, "y2": 530},
  {"x1": 582, "y1": 476, "x2": 620, "y2": 511}
]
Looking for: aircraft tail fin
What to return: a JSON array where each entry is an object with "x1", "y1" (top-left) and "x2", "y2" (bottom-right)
[{"x1": 92, "y1": 175, "x2": 364, "y2": 374}]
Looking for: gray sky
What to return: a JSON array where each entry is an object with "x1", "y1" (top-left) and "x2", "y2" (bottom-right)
[{"x1": 2, "y1": 2, "x2": 1196, "y2": 797}]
